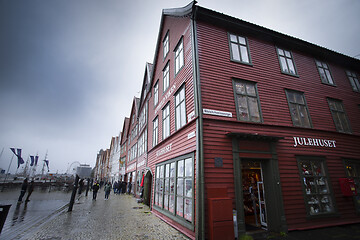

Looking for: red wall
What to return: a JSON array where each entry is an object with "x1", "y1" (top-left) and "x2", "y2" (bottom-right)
[
  {"x1": 146, "y1": 15, "x2": 197, "y2": 239},
  {"x1": 196, "y1": 19, "x2": 360, "y2": 230}
]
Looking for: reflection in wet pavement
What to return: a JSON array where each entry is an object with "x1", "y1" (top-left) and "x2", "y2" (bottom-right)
[{"x1": 0, "y1": 188, "x2": 71, "y2": 240}]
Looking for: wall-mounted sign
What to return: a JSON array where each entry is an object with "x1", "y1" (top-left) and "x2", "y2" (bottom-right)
[
  {"x1": 188, "y1": 131, "x2": 196, "y2": 139},
  {"x1": 214, "y1": 157, "x2": 223, "y2": 167},
  {"x1": 137, "y1": 160, "x2": 146, "y2": 168},
  {"x1": 127, "y1": 163, "x2": 136, "y2": 172},
  {"x1": 154, "y1": 83, "x2": 177, "y2": 115},
  {"x1": 188, "y1": 111, "x2": 195, "y2": 122},
  {"x1": 203, "y1": 108, "x2": 232, "y2": 118},
  {"x1": 156, "y1": 143, "x2": 173, "y2": 157},
  {"x1": 293, "y1": 136, "x2": 336, "y2": 148}
]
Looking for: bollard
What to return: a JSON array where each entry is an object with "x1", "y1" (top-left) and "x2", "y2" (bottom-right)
[
  {"x1": 68, "y1": 174, "x2": 79, "y2": 212},
  {"x1": 0, "y1": 205, "x2": 11, "y2": 234}
]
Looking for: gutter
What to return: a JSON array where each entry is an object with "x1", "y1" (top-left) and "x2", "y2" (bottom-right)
[{"x1": 190, "y1": 2, "x2": 205, "y2": 240}]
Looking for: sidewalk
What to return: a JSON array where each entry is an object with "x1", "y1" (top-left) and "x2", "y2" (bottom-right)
[{"x1": 23, "y1": 193, "x2": 191, "y2": 240}]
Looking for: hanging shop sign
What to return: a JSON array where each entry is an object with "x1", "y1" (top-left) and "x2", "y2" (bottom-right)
[
  {"x1": 293, "y1": 136, "x2": 336, "y2": 148},
  {"x1": 203, "y1": 108, "x2": 232, "y2": 118}
]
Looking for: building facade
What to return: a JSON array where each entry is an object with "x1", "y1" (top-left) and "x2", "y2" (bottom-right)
[{"x1": 112, "y1": 2, "x2": 360, "y2": 239}]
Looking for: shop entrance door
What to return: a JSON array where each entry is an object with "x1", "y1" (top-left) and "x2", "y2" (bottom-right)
[{"x1": 242, "y1": 160, "x2": 267, "y2": 231}]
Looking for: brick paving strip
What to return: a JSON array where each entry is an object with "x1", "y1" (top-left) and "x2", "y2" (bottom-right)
[{"x1": 22, "y1": 194, "x2": 190, "y2": 240}]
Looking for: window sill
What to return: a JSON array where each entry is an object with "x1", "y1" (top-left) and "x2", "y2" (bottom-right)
[
  {"x1": 321, "y1": 82, "x2": 337, "y2": 87},
  {"x1": 281, "y1": 71, "x2": 299, "y2": 78},
  {"x1": 230, "y1": 59, "x2": 253, "y2": 67}
]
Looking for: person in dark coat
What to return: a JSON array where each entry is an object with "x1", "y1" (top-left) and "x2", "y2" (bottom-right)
[
  {"x1": 78, "y1": 179, "x2": 84, "y2": 194},
  {"x1": 18, "y1": 178, "x2": 28, "y2": 202},
  {"x1": 104, "y1": 182, "x2": 111, "y2": 200},
  {"x1": 25, "y1": 180, "x2": 35, "y2": 202},
  {"x1": 92, "y1": 181, "x2": 100, "y2": 200}
]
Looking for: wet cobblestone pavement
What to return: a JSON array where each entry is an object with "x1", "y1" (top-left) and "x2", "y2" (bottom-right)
[
  {"x1": 21, "y1": 193, "x2": 190, "y2": 240},
  {"x1": 0, "y1": 189, "x2": 71, "y2": 240}
]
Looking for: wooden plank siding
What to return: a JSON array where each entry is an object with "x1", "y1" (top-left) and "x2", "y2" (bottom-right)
[
  {"x1": 196, "y1": 18, "x2": 360, "y2": 231},
  {"x1": 146, "y1": 15, "x2": 197, "y2": 239}
]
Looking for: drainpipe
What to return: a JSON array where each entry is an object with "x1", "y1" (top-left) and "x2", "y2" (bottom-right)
[{"x1": 191, "y1": 4, "x2": 205, "y2": 240}]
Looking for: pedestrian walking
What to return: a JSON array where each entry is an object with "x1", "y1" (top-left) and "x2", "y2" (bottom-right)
[
  {"x1": 78, "y1": 179, "x2": 84, "y2": 194},
  {"x1": 104, "y1": 182, "x2": 111, "y2": 200},
  {"x1": 92, "y1": 181, "x2": 100, "y2": 200},
  {"x1": 25, "y1": 179, "x2": 35, "y2": 202},
  {"x1": 113, "y1": 181, "x2": 117, "y2": 194},
  {"x1": 18, "y1": 178, "x2": 28, "y2": 203}
]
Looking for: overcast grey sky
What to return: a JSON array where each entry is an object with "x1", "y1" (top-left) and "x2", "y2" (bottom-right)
[{"x1": 1, "y1": 0, "x2": 359, "y2": 174}]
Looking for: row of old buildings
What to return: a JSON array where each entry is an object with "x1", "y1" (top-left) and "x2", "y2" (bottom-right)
[{"x1": 94, "y1": 2, "x2": 360, "y2": 239}]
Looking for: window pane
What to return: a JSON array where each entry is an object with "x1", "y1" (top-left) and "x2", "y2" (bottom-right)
[
  {"x1": 290, "y1": 104, "x2": 300, "y2": 126},
  {"x1": 170, "y1": 178, "x2": 175, "y2": 194},
  {"x1": 240, "y1": 45, "x2": 249, "y2": 63},
  {"x1": 238, "y1": 36, "x2": 246, "y2": 45},
  {"x1": 164, "y1": 194, "x2": 169, "y2": 209},
  {"x1": 231, "y1": 43, "x2": 240, "y2": 61},
  {"x1": 246, "y1": 83, "x2": 256, "y2": 96},
  {"x1": 178, "y1": 160, "x2": 184, "y2": 177},
  {"x1": 287, "y1": 58, "x2": 296, "y2": 74},
  {"x1": 177, "y1": 197, "x2": 184, "y2": 217},
  {"x1": 299, "y1": 105, "x2": 310, "y2": 127},
  {"x1": 180, "y1": 106, "x2": 186, "y2": 127},
  {"x1": 237, "y1": 96, "x2": 249, "y2": 121},
  {"x1": 165, "y1": 179, "x2": 169, "y2": 193},
  {"x1": 277, "y1": 48, "x2": 284, "y2": 56},
  {"x1": 284, "y1": 50, "x2": 291, "y2": 58},
  {"x1": 185, "y1": 179, "x2": 192, "y2": 197},
  {"x1": 294, "y1": 92, "x2": 304, "y2": 104},
  {"x1": 166, "y1": 164, "x2": 170, "y2": 177},
  {"x1": 169, "y1": 195, "x2": 175, "y2": 213},
  {"x1": 170, "y1": 162, "x2": 175, "y2": 177},
  {"x1": 177, "y1": 178, "x2": 184, "y2": 196},
  {"x1": 184, "y1": 199, "x2": 192, "y2": 221},
  {"x1": 230, "y1": 34, "x2": 237, "y2": 42},
  {"x1": 280, "y1": 56, "x2": 288, "y2": 72},
  {"x1": 319, "y1": 68, "x2": 327, "y2": 82},
  {"x1": 235, "y1": 82, "x2": 246, "y2": 94},
  {"x1": 248, "y1": 97, "x2": 260, "y2": 122},
  {"x1": 185, "y1": 158, "x2": 192, "y2": 177}
]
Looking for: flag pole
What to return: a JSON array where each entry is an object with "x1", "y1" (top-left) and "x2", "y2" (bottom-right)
[
  {"x1": 1, "y1": 154, "x2": 14, "y2": 192},
  {"x1": 23, "y1": 155, "x2": 30, "y2": 177},
  {"x1": 0, "y1": 147, "x2": 4, "y2": 160}
]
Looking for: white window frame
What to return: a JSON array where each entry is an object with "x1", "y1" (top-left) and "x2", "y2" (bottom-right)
[
  {"x1": 162, "y1": 103, "x2": 170, "y2": 140},
  {"x1": 174, "y1": 38, "x2": 184, "y2": 75},
  {"x1": 175, "y1": 85, "x2": 186, "y2": 130}
]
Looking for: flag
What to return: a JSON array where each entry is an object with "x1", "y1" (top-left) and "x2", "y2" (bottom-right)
[
  {"x1": 44, "y1": 160, "x2": 49, "y2": 172},
  {"x1": 30, "y1": 156, "x2": 35, "y2": 166},
  {"x1": 10, "y1": 148, "x2": 24, "y2": 168},
  {"x1": 35, "y1": 155, "x2": 39, "y2": 166}
]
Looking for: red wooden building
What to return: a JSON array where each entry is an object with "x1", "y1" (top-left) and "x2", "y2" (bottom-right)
[{"x1": 121, "y1": 2, "x2": 360, "y2": 239}]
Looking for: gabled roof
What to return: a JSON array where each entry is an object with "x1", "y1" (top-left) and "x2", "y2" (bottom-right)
[
  {"x1": 120, "y1": 117, "x2": 130, "y2": 145},
  {"x1": 139, "y1": 62, "x2": 154, "y2": 111},
  {"x1": 149, "y1": 1, "x2": 197, "y2": 89},
  {"x1": 128, "y1": 97, "x2": 140, "y2": 130}
]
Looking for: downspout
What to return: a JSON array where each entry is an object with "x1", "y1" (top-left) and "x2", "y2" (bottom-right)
[{"x1": 191, "y1": 3, "x2": 205, "y2": 240}]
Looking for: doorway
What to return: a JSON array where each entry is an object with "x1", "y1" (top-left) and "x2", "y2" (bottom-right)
[
  {"x1": 242, "y1": 160, "x2": 267, "y2": 231},
  {"x1": 143, "y1": 170, "x2": 152, "y2": 207}
]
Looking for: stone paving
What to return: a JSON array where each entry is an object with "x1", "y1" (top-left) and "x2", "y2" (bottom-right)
[
  {"x1": 0, "y1": 188, "x2": 71, "y2": 240},
  {"x1": 23, "y1": 193, "x2": 191, "y2": 240}
]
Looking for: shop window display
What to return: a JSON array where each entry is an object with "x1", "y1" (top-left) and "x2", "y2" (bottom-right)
[
  {"x1": 154, "y1": 155, "x2": 194, "y2": 227},
  {"x1": 298, "y1": 157, "x2": 335, "y2": 216}
]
